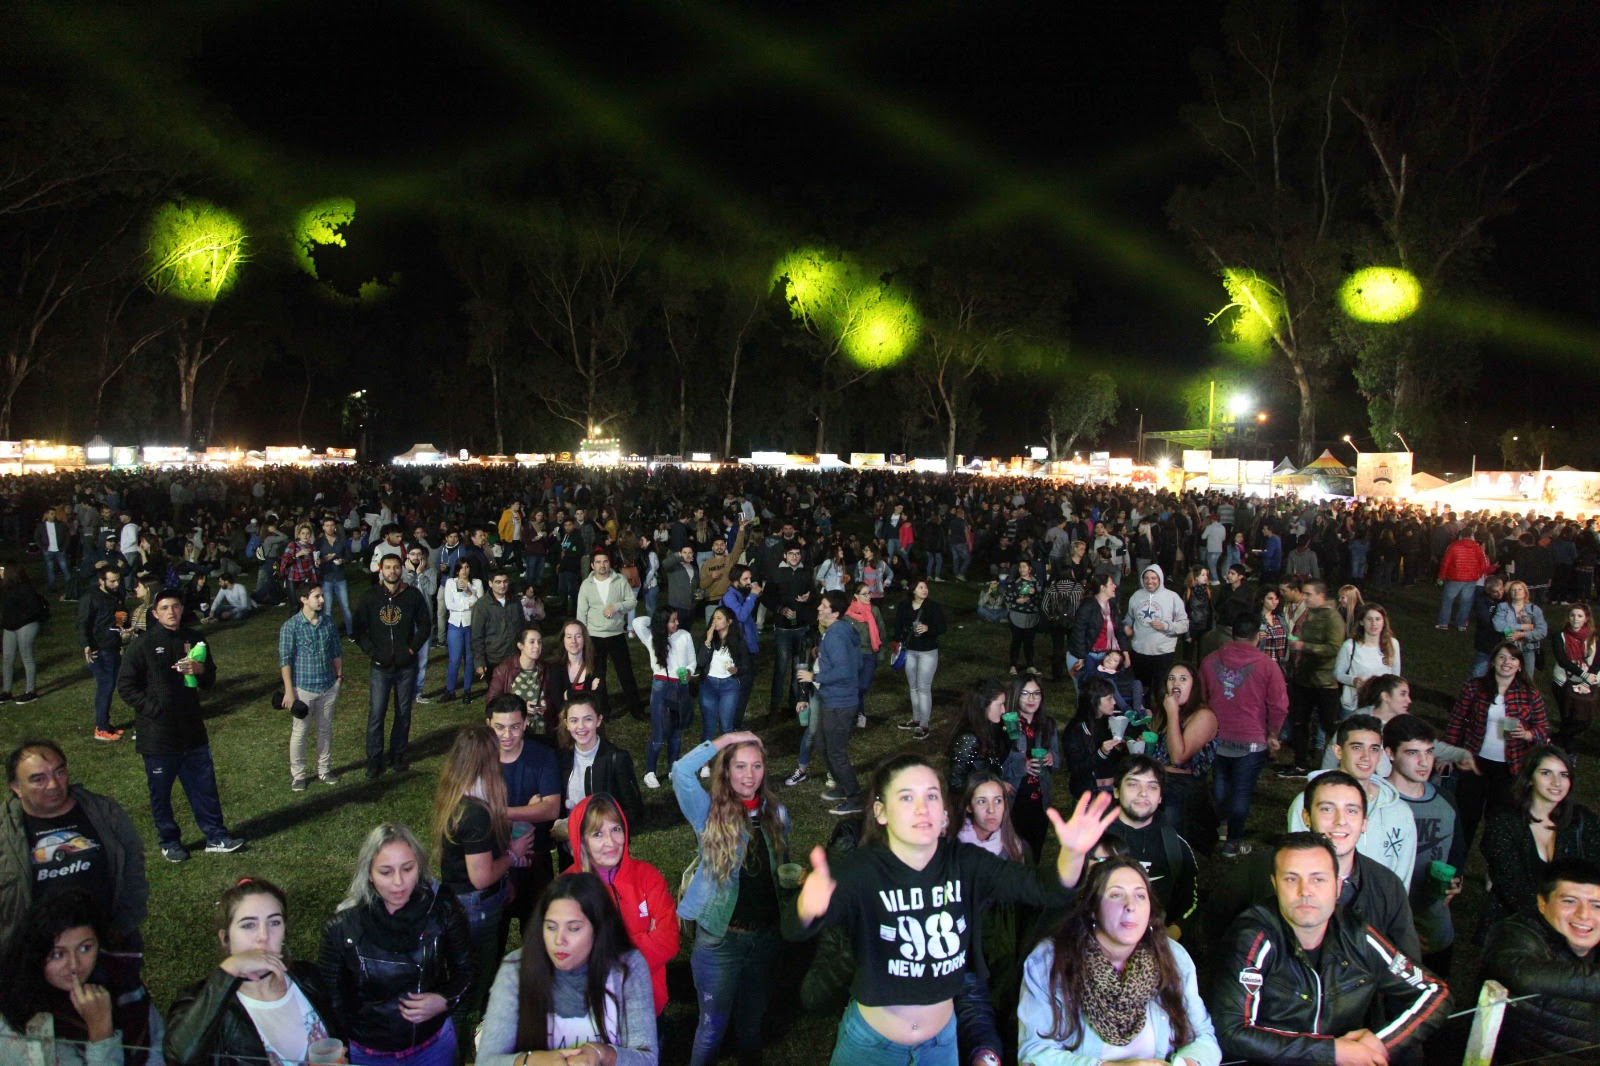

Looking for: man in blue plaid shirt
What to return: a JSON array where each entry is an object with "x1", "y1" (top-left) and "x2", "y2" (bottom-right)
[{"x1": 279, "y1": 583, "x2": 343, "y2": 791}]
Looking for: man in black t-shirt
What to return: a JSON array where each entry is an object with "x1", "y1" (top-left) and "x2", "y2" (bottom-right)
[
  {"x1": 486, "y1": 694, "x2": 560, "y2": 937},
  {"x1": 1111, "y1": 756, "x2": 1199, "y2": 941},
  {"x1": 0, "y1": 738, "x2": 149, "y2": 963}
]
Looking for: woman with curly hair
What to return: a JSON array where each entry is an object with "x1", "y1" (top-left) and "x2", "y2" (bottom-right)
[
  {"x1": 1016, "y1": 856, "x2": 1220, "y2": 1066},
  {"x1": 672, "y1": 731, "x2": 790, "y2": 1066}
]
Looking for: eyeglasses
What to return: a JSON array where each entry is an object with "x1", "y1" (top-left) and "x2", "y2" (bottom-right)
[{"x1": 1020, "y1": 690, "x2": 1043, "y2": 699}]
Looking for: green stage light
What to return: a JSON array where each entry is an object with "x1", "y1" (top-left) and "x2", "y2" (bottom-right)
[
  {"x1": 1340, "y1": 267, "x2": 1421, "y2": 323},
  {"x1": 144, "y1": 200, "x2": 247, "y2": 303}
]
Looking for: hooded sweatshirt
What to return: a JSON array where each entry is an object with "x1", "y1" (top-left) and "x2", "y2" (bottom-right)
[
  {"x1": 1287, "y1": 769, "x2": 1418, "y2": 889},
  {"x1": 1123, "y1": 564, "x2": 1189, "y2": 656},
  {"x1": 561, "y1": 795, "x2": 679, "y2": 1012},
  {"x1": 1199, "y1": 639, "x2": 1291, "y2": 748}
]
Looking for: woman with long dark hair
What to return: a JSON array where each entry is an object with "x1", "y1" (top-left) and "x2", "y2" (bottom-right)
[
  {"x1": 1444, "y1": 641, "x2": 1552, "y2": 851},
  {"x1": 1001, "y1": 673, "x2": 1061, "y2": 863},
  {"x1": 631, "y1": 605, "x2": 696, "y2": 789},
  {"x1": 477, "y1": 872, "x2": 658, "y2": 1065},
  {"x1": 1005, "y1": 558, "x2": 1042, "y2": 674},
  {"x1": 894, "y1": 577, "x2": 947, "y2": 739},
  {"x1": 1150, "y1": 662, "x2": 1217, "y2": 845},
  {"x1": 786, "y1": 753, "x2": 1119, "y2": 1066},
  {"x1": 1551, "y1": 601, "x2": 1600, "y2": 750},
  {"x1": 166, "y1": 877, "x2": 338, "y2": 1066},
  {"x1": 696, "y1": 605, "x2": 751, "y2": 751},
  {"x1": 549, "y1": 620, "x2": 604, "y2": 720},
  {"x1": 1479, "y1": 745, "x2": 1600, "y2": 933},
  {"x1": 1016, "y1": 857, "x2": 1219, "y2": 1065},
  {"x1": 1066, "y1": 676, "x2": 1124, "y2": 798},
  {"x1": 1, "y1": 890, "x2": 162, "y2": 1066},
  {"x1": 945, "y1": 678, "x2": 1009, "y2": 796}
]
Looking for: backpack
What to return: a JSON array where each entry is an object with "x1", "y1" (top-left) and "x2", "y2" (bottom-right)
[{"x1": 1041, "y1": 582, "x2": 1067, "y2": 625}]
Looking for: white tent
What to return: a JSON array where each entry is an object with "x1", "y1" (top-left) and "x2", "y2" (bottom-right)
[{"x1": 393, "y1": 443, "x2": 444, "y2": 464}]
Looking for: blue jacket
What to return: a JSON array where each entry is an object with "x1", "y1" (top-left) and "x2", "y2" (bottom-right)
[
  {"x1": 671, "y1": 741, "x2": 790, "y2": 937},
  {"x1": 817, "y1": 620, "x2": 860, "y2": 709},
  {"x1": 720, "y1": 587, "x2": 759, "y2": 654}
]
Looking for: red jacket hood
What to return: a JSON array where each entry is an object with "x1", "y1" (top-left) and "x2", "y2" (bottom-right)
[{"x1": 562, "y1": 793, "x2": 634, "y2": 879}]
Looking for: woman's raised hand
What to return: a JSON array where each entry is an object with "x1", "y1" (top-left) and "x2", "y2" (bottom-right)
[{"x1": 796, "y1": 845, "x2": 836, "y2": 924}]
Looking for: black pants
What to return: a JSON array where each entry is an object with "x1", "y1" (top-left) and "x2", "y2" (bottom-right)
[
  {"x1": 1454, "y1": 756, "x2": 1513, "y2": 857},
  {"x1": 1290, "y1": 683, "x2": 1341, "y2": 768},
  {"x1": 1012, "y1": 791, "x2": 1049, "y2": 864},
  {"x1": 591, "y1": 632, "x2": 642, "y2": 718},
  {"x1": 1133, "y1": 650, "x2": 1174, "y2": 705},
  {"x1": 1009, "y1": 622, "x2": 1037, "y2": 668}
]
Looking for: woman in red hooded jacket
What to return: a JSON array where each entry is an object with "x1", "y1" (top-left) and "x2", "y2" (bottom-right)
[{"x1": 561, "y1": 792, "x2": 679, "y2": 1013}]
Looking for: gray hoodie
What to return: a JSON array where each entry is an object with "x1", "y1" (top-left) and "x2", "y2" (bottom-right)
[{"x1": 1124, "y1": 564, "x2": 1189, "y2": 656}]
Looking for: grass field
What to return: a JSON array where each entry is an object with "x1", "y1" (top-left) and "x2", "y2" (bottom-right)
[{"x1": 2, "y1": 559, "x2": 1585, "y2": 1062}]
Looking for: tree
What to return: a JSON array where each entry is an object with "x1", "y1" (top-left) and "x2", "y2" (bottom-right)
[
  {"x1": 1168, "y1": 0, "x2": 1352, "y2": 462},
  {"x1": 772, "y1": 247, "x2": 920, "y2": 454},
  {"x1": 1044, "y1": 371, "x2": 1118, "y2": 461},
  {"x1": 520, "y1": 182, "x2": 652, "y2": 438},
  {"x1": 142, "y1": 198, "x2": 247, "y2": 443}
]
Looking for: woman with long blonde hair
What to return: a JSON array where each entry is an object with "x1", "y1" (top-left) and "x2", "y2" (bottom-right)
[
  {"x1": 430, "y1": 725, "x2": 514, "y2": 1047},
  {"x1": 672, "y1": 730, "x2": 789, "y2": 1066}
]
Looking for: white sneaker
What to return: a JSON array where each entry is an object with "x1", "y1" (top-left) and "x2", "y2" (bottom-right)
[
  {"x1": 644, "y1": 772, "x2": 660, "y2": 790},
  {"x1": 699, "y1": 765, "x2": 710, "y2": 779},
  {"x1": 825, "y1": 775, "x2": 836, "y2": 789}
]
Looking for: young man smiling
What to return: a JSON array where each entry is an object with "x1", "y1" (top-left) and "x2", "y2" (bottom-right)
[
  {"x1": 1286, "y1": 714, "x2": 1417, "y2": 888},
  {"x1": 1385, "y1": 714, "x2": 1467, "y2": 977},
  {"x1": 1111, "y1": 755, "x2": 1198, "y2": 940}
]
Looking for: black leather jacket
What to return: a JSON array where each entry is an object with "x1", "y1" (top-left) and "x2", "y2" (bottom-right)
[
  {"x1": 1482, "y1": 910, "x2": 1600, "y2": 1060},
  {"x1": 557, "y1": 737, "x2": 642, "y2": 831},
  {"x1": 317, "y1": 885, "x2": 474, "y2": 1052},
  {"x1": 1068, "y1": 595, "x2": 1126, "y2": 660},
  {"x1": 165, "y1": 961, "x2": 338, "y2": 1066},
  {"x1": 1211, "y1": 904, "x2": 1450, "y2": 1065}
]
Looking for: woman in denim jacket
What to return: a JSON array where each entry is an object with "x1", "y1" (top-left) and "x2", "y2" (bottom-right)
[{"x1": 672, "y1": 732, "x2": 791, "y2": 1066}]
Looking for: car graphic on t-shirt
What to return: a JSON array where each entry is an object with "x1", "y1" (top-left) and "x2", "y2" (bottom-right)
[{"x1": 33, "y1": 830, "x2": 97, "y2": 865}]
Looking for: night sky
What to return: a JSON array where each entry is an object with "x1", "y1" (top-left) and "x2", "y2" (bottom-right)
[{"x1": 9, "y1": 1, "x2": 1599, "y2": 463}]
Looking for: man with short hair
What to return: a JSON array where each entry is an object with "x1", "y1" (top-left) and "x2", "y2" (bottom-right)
[
  {"x1": 575, "y1": 549, "x2": 642, "y2": 721},
  {"x1": 33, "y1": 507, "x2": 71, "y2": 597},
  {"x1": 1112, "y1": 756, "x2": 1198, "y2": 940},
  {"x1": 0, "y1": 739, "x2": 149, "y2": 964},
  {"x1": 555, "y1": 518, "x2": 583, "y2": 614},
  {"x1": 1200, "y1": 615, "x2": 1289, "y2": 857},
  {"x1": 78, "y1": 565, "x2": 128, "y2": 741},
  {"x1": 279, "y1": 583, "x2": 343, "y2": 792},
  {"x1": 368, "y1": 523, "x2": 406, "y2": 574},
  {"x1": 769, "y1": 541, "x2": 816, "y2": 717},
  {"x1": 1481, "y1": 857, "x2": 1600, "y2": 1061},
  {"x1": 117, "y1": 588, "x2": 244, "y2": 861},
  {"x1": 803, "y1": 589, "x2": 863, "y2": 816},
  {"x1": 699, "y1": 515, "x2": 750, "y2": 618},
  {"x1": 1285, "y1": 579, "x2": 1346, "y2": 777},
  {"x1": 1287, "y1": 714, "x2": 1417, "y2": 888},
  {"x1": 316, "y1": 516, "x2": 354, "y2": 637},
  {"x1": 1385, "y1": 714, "x2": 1467, "y2": 976},
  {"x1": 660, "y1": 544, "x2": 702, "y2": 632},
  {"x1": 1208, "y1": 771, "x2": 1420, "y2": 960},
  {"x1": 1436, "y1": 525, "x2": 1491, "y2": 631},
  {"x1": 472, "y1": 571, "x2": 523, "y2": 685},
  {"x1": 1201, "y1": 513, "x2": 1226, "y2": 581},
  {"x1": 354, "y1": 553, "x2": 430, "y2": 779},
  {"x1": 1470, "y1": 574, "x2": 1507, "y2": 678},
  {"x1": 720, "y1": 563, "x2": 762, "y2": 730},
  {"x1": 204, "y1": 572, "x2": 253, "y2": 622},
  {"x1": 401, "y1": 543, "x2": 439, "y2": 702},
  {"x1": 485, "y1": 694, "x2": 560, "y2": 940},
  {"x1": 1209, "y1": 832, "x2": 1450, "y2": 1066}
]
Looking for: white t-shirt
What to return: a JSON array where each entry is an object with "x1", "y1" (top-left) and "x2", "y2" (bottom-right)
[
  {"x1": 706, "y1": 646, "x2": 735, "y2": 679},
  {"x1": 238, "y1": 979, "x2": 327, "y2": 1066},
  {"x1": 567, "y1": 743, "x2": 599, "y2": 807},
  {"x1": 1480, "y1": 694, "x2": 1509, "y2": 762}
]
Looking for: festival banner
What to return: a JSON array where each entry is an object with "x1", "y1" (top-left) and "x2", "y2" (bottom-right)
[{"x1": 1355, "y1": 452, "x2": 1412, "y2": 498}]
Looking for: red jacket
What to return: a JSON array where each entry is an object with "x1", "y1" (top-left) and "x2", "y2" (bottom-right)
[
  {"x1": 1443, "y1": 675, "x2": 1550, "y2": 774},
  {"x1": 562, "y1": 795, "x2": 678, "y2": 1012},
  {"x1": 1437, "y1": 539, "x2": 1492, "y2": 583}
]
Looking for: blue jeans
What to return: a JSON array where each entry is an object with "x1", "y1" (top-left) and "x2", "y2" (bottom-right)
[
  {"x1": 797, "y1": 695, "x2": 820, "y2": 767},
  {"x1": 832, "y1": 1000, "x2": 957, "y2": 1066},
  {"x1": 925, "y1": 550, "x2": 944, "y2": 579},
  {"x1": 701, "y1": 674, "x2": 741, "y2": 742},
  {"x1": 351, "y1": 1019, "x2": 456, "y2": 1066},
  {"x1": 689, "y1": 926, "x2": 780, "y2": 1066},
  {"x1": 414, "y1": 632, "x2": 432, "y2": 693},
  {"x1": 1212, "y1": 748, "x2": 1270, "y2": 843},
  {"x1": 642, "y1": 584, "x2": 659, "y2": 620},
  {"x1": 142, "y1": 745, "x2": 229, "y2": 848},
  {"x1": 771, "y1": 627, "x2": 807, "y2": 709},
  {"x1": 1471, "y1": 650, "x2": 1492, "y2": 678},
  {"x1": 733, "y1": 667, "x2": 755, "y2": 731},
  {"x1": 858, "y1": 652, "x2": 878, "y2": 710},
  {"x1": 452, "y1": 880, "x2": 507, "y2": 1027},
  {"x1": 648, "y1": 677, "x2": 690, "y2": 774},
  {"x1": 1438, "y1": 580, "x2": 1476, "y2": 629},
  {"x1": 366, "y1": 663, "x2": 416, "y2": 768},
  {"x1": 42, "y1": 550, "x2": 70, "y2": 591},
  {"x1": 88, "y1": 649, "x2": 119, "y2": 730},
  {"x1": 321, "y1": 574, "x2": 354, "y2": 634},
  {"x1": 522, "y1": 553, "x2": 546, "y2": 590},
  {"x1": 949, "y1": 543, "x2": 971, "y2": 579},
  {"x1": 446, "y1": 623, "x2": 473, "y2": 694}
]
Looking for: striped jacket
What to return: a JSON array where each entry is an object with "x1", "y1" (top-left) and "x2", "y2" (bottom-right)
[{"x1": 1210, "y1": 903, "x2": 1450, "y2": 1065}]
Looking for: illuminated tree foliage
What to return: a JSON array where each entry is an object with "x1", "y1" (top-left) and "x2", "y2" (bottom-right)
[
  {"x1": 291, "y1": 197, "x2": 355, "y2": 280},
  {"x1": 144, "y1": 198, "x2": 247, "y2": 442},
  {"x1": 773, "y1": 246, "x2": 920, "y2": 453},
  {"x1": 1044, "y1": 370, "x2": 1117, "y2": 462}
]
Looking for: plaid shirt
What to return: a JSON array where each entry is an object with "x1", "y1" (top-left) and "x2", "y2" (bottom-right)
[
  {"x1": 1444, "y1": 675, "x2": 1550, "y2": 774},
  {"x1": 279, "y1": 609, "x2": 342, "y2": 694},
  {"x1": 279, "y1": 542, "x2": 319, "y2": 587},
  {"x1": 1259, "y1": 615, "x2": 1288, "y2": 667}
]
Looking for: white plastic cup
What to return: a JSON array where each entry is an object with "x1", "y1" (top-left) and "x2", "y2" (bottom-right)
[
  {"x1": 1109, "y1": 715, "x2": 1129, "y2": 739},
  {"x1": 307, "y1": 1039, "x2": 346, "y2": 1065},
  {"x1": 1127, "y1": 739, "x2": 1147, "y2": 755},
  {"x1": 1501, "y1": 716, "x2": 1522, "y2": 738}
]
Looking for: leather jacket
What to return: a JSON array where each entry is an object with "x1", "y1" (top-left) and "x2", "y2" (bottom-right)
[
  {"x1": 1481, "y1": 910, "x2": 1600, "y2": 1059},
  {"x1": 317, "y1": 884, "x2": 474, "y2": 1052},
  {"x1": 1212, "y1": 903, "x2": 1450, "y2": 1065},
  {"x1": 165, "y1": 961, "x2": 338, "y2": 1066}
]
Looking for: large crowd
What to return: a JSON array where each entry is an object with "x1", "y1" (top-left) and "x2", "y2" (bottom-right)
[{"x1": 3, "y1": 462, "x2": 1600, "y2": 1066}]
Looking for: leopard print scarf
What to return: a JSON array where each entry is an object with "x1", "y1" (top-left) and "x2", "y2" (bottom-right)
[{"x1": 1080, "y1": 941, "x2": 1158, "y2": 1046}]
